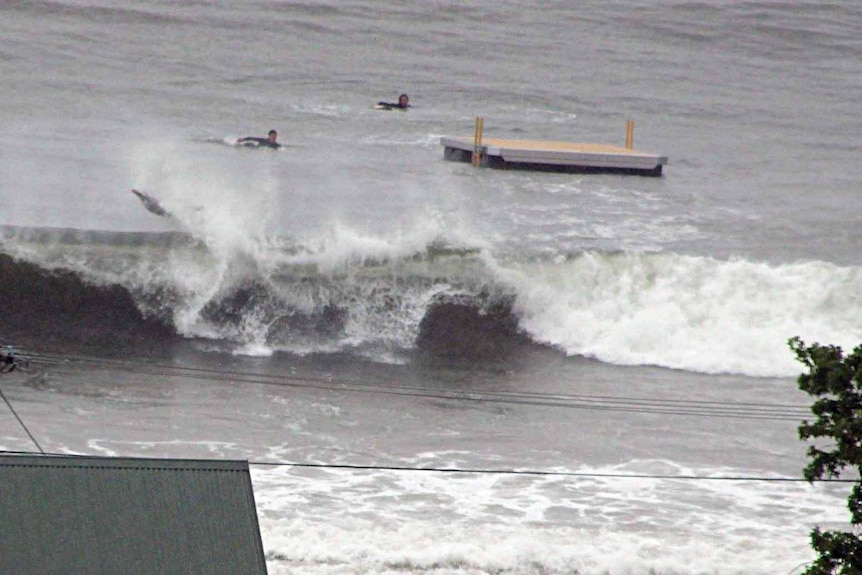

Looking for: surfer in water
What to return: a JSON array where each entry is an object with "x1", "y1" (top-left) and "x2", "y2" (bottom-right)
[
  {"x1": 238, "y1": 129, "x2": 281, "y2": 149},
  {"x1": 1, "y1": 346, "x2": 27, "y2": 373},
  {"x1": 375, "y1": 94, "x2": 410, "y2": 111}
]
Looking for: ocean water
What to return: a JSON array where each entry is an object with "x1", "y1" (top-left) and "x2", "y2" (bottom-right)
[{"x1": 1, "y1": 1, "x2": 861, "y2": 574}]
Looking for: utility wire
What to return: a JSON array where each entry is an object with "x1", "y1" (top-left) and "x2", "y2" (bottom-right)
[
  {"x1": 247, "y1": 459, "x2": 856, "y2": 483},
  {"x1": 0, "y1": 382, "x2": 45, "y2": 454},
  {"x1": 24, "y1": 350, "x2": 813, "y2": 422},
  {"x1": 25, "y1": 354, "x2": 809, "y2": 421},
  {"x1": 0, "y1": 350, "x2": 846, "y2": 484},
  {"x1": 0, "y1": 448, "x2": 855, "y2": 483}
]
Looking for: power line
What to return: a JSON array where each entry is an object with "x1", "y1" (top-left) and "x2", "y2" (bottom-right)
[
  {"x1": 247, "y1": 459, "x2": 856, "y2": 483},
  {"x1": 0, "y1": 449, "x2": 854, "y2": 483},
  {"x1": 26, "y1": 353, "x2": 810, "y2": 420},
  {"x1": 0, "y1": 381, "x2": 45, "y2": 454},
  {"x1": 0, "y1": 351, "x2": 847, "y2": 483},
  {"x1": 22, "y1": 350, "x2": 813, "y2": 422}
]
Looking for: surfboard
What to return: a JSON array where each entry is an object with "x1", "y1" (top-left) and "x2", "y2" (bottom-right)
[
  {"x1": 237, "y1": 138, "x2": 282, "y2": 149},
  {"x1": 374, "y1": 103, "x2": 409, "y2": 111},
  {"x1": 131, "y1": 189, "x2": 168, "y2": 217}
]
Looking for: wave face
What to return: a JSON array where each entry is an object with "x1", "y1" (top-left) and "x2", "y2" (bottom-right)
[
  {"x1": 2, "y1": 225, "x2": 860, "y2": 376},
  {"x1": 0, "y1": 226, "x2": 522, "y2": 363},
  {"x1": 0, "y1": 250, "x2": 177, "y2": 356}
]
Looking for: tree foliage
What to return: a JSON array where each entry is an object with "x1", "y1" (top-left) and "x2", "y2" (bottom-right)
[{"x1": 790, "y1": 336, "x2": 862, "y2": 575}]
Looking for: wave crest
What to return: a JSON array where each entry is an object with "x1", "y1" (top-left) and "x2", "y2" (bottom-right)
[{"x1": 4, "y1": 227, "x2": 862, "y2": 376}]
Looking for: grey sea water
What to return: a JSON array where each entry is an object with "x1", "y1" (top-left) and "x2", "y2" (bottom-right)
[{"x1": 2, "y1": 2, "x2": 861, "y2": 574}]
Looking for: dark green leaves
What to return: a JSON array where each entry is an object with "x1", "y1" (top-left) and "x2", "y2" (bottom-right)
[{"x1": 791, "y1": 337, "x2": 862, "y2": 575}]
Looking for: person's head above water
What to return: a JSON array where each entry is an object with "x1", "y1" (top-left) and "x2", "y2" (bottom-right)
[
  {"x1": 398, "y1": 94, "x2": 409, "y2": 107},
  {"x1": 268, "y1": 129, "x2": 277, "y2": 143}
]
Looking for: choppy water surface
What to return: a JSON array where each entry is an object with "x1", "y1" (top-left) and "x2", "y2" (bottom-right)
[{"x1": 2, "y1": 2, "x2": 861, "y2": 574}]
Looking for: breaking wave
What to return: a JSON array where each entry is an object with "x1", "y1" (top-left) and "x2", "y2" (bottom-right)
[{"x1": 2, "y1": 225, "x2": 861, "y2": 377}]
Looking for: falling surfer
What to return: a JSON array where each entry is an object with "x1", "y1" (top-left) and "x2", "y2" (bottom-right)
[{"x1": 131, "y1": 189, "x2": 169, "y2": 217}]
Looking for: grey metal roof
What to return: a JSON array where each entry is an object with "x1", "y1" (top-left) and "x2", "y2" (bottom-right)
[{"x1": 0, "y1": 455, "x2": 268, "y2": 575}]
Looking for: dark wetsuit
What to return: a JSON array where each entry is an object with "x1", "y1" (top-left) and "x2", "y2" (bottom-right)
[
  {"x1": 238, "y1": 137, "x2": 281, "y2": 149},
  {"x1": 1, "y1": 348, "x2": 18, "y2": 372},
  {"x1": 376, "y1": 102, "x2": 410, "y2": 110}
]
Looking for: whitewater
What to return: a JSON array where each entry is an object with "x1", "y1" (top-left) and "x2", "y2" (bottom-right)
[{"x1": 3, "y1": 223, "x2": 861, "y2": 377}]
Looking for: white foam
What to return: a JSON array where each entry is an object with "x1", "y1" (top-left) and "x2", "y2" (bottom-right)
[
  {"x1": 250, "y1": 459, "x2": 846, "y2": 575},
  {"x1": 290, "y1": 103, "x2": 352, "y2": 118},
  {"x1": 490, "y1": 252, "x2": 862, "y2": 377},
  {"x1": 13, "y1": 135, "x2": 862, "y2": 377},
  {"x1": 233, "y1": 341, "x2": 275, "y2": 357}
]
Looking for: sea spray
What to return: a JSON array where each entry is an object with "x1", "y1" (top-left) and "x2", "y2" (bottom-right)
[{"x1": 4, "y1": 222, "x2": 862, "y2": 376}]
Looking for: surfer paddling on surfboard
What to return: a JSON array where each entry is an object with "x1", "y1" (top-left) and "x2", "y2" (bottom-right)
[
  {"x1": 375, "y1": 94, "x2": 410, "y2": 111},
  {"x1": 237, "y1": 129, "x2": 281, "y2": 149}
]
